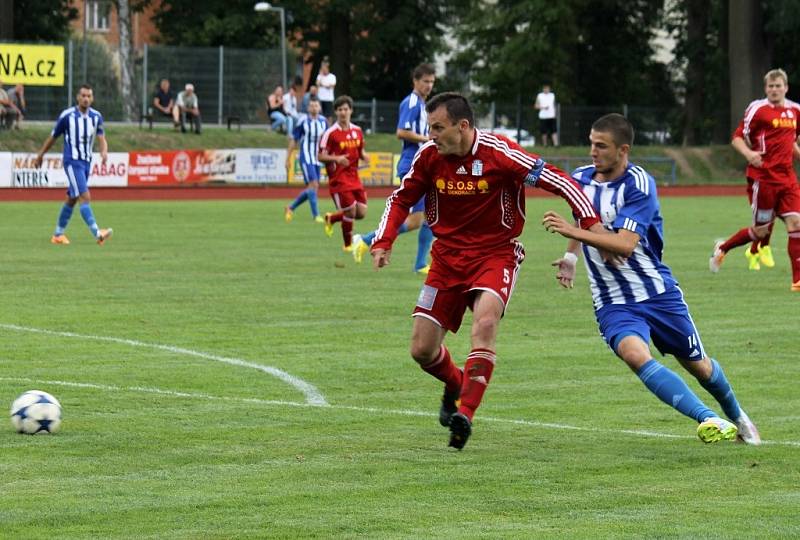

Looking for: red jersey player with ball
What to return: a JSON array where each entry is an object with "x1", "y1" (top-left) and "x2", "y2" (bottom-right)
[
  {"x1": 710, "y1": 68, "x2": 800, "y2": 291},
  {"x1": 371, "y1": 92, "x2": 601, "y2": 449},
  {"x1": 318, "y1": 95, "x2": 369, "y2": 252}
]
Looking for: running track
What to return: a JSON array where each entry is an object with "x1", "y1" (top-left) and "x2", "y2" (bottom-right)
[{"x1": 0, "y1": 185, "x2": 743, "y2": 202}]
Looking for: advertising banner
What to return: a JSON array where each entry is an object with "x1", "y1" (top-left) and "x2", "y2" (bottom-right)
[
  {"x1": 10, "y1": 153, "x2": 128, "y2": 188},
  {"x1": 128, "y1": 150, "x2": 236, "y2": 186},
  {"x1": 0, "y1": 152, "x2": 11, "y2": 188},
  {"x1": 234, "y1": 148, "x2": 288, "y2": 184},
  {"x1": 0, "y1": 43, "x2": 65, "y2": 86}
]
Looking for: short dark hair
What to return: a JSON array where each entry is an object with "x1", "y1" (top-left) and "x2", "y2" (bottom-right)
[
  {"x1": 334, "y1": 95, "x2": 353, "y2": 109},
  {"x1": 307, "y1": 95, "x2": 320, "y2": 103},
  {"x1": 78, "y1": 83, "x2": 93, "y2": 92},
  {"x1": 591, "y1": 113, "x2": 634, "y2": 147},
  {"x1": 425, "y1": 92, "x2": 474, "y2": 126},
  {"x1": 412, "y1": 63, "x2": 436, "y2": 80}
]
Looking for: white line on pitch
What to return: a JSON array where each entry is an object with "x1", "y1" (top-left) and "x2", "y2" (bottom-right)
[
  {"x1": 2, "y1": 376, "x2": 797, "y2": 448},
  {"x1": 0, "y1": 323, "x2": 327, "y2": 406}
]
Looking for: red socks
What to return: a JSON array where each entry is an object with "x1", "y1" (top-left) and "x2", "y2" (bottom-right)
[
  {"x1": 457, "y1": 348, "x2": 496, "y2": 421},
  {"x1": 342, "y1": 216, "x2": 354, "y2": 247},
  {"x1": 721, "y1": 227, "x2": 756, "y2": 253},
  {"x1": 789, "y1": 232, "x2": 800, "y2": 283},
  {"x1": 420, "y1": 345, "x2": 462, "y2": 394}
]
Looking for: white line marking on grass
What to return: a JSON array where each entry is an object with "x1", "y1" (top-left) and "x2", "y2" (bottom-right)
[
  {"x1": 0, "y1": 323, "x2": 328, "y2": 406},
  {"x1": 2, "y1": 375, "x2": 798, "y2": 447}
]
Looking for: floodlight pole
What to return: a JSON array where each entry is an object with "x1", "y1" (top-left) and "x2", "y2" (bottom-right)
[{"x1": 254, "y1": 3, "x2": 287, "y2": 91}]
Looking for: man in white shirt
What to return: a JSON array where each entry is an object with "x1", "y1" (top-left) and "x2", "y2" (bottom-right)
[
  {"x1": 534, "y1": 83, "x2": 558, "y2": 146},
  {"x1": 316, "y1": 59, "x2": 337, "y2": 122}
]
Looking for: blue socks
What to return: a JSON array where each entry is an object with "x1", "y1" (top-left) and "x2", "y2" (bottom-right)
[
  {"x1": 55, "y1": 204, "x2": 74, "y2": 235},
  {"x1": 361, "y1": 230, "x2": 377, "y2": 247},
  {"x1": 307, "y1": 189, "x2": 319, "y2": 218},
  {"x1": 79, "y1": 202, "x2": 99, "y2": 237},
  {"x1": 698, "y1": 358, "x2": 741, "y2": 421},
  {"x1": 415, "y1": 222, "x2": 433, "y2": 271},
  {"x1": 290, "y1": 190, "x2": 308, "y2": 211},
  {"x1": 637, "y1": 359, "x2": 716, "y2": 422}
]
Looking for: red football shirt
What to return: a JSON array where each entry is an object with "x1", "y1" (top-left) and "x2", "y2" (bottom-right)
[
  {"x1": 372, "y1": 129, "x2": 599, "y2": 252},
  {"x1": 733, "y1": 98, "x2": 800, "y2": 184},
  {"x1": 319, "y1": 122, "x2": 365, "y2": 193}
]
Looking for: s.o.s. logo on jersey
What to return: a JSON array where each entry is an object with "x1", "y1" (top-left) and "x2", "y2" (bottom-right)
[{"x1": 435, "y1": 177, "x2": 491, "y2": 195}]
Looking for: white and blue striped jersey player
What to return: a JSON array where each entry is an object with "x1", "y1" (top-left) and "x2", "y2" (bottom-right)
[
  {"x1": 53, "y1": 105, "x2": 104, "y2": 198},
  {"x1": 571, "y1": 163, "x2": 695, "y2": 357},
  {"x1": 292, "y1": 113, "x2": 328, "y2": 183}
]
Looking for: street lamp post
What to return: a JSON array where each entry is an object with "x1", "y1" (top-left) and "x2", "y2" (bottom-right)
[{"x1": 254, "y1": 2, "x2": 287, "y2": 91}]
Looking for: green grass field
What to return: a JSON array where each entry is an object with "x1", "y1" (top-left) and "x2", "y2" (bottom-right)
[{"x1": 0, "y1": 195, "x2": 798, "y2": 538}]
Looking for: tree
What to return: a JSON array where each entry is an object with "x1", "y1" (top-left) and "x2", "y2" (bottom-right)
[
  {"x1": 11, "y1": 0, "x2": 77, "y2": 42},
  {"x1": 115, "y1": 0, "x2": 136, "y2": 121}
]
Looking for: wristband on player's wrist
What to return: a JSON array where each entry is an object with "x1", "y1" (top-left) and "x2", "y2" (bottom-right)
[{"x1": 563, "y1": 252, "x2": 578, "y2": 264}]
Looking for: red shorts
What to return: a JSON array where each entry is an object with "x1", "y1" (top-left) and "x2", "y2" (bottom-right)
[
  {"x1": 747, "y1": 178, "x2": 800, "y2": 224},
  {"x1": 331, "y1": 189, "x2": 367, "y2": 211},
  {"x1": 413, "y1": 241, "x2": 526, "y2": 333}
]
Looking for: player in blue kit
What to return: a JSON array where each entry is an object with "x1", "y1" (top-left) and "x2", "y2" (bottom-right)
[
  {"x1": 542, "y1": 113, "x2": 761, "y2": 445},
  {"x1": 353, "y1": 64, "x2": 436, "y2": 272},
  {"x1": 285, "y1": 96, "x2": 328, "y2": 223},
  {"x1": 33, "y1": 84, "x2": 113, "y2": 245}
]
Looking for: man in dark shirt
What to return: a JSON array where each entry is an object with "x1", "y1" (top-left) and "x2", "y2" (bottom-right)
[{"x1": 152, "y1": 78, "x2": 176, "y2": 127}]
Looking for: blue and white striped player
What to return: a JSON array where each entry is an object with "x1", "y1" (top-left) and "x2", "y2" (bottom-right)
[
  {"x1": 353, "y1": 63, "x2": 436, "y2": 273},
  {"x1": 543, "y1": 113, "x2": 760, "y2": 445},
  {"x1": 285, "y1": 96, "x2": 328, "y2": 223},
  {"x1": 33, "y1": 84, "x2": 112, "y2": 245}
]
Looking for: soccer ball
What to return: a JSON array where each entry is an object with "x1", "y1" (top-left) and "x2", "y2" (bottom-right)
[{"x1": 10, "y1": 390, "x2": 62, "y2": 434}]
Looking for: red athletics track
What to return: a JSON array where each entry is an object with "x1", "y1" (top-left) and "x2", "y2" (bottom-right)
[{"x1": 0, "y1": 184, "x2": 743, "y2": 202}]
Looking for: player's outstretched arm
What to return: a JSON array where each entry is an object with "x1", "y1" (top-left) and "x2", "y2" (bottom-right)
[
  {"x1": 551, "y1": 238, "x2": 581, "y2": 289},
  {"x1": 543, "y1": 211, "x2": 638, "y2": 258},
  {"x1": 371, "y1": 248, "x2": 391, "y2": 270},
  {"x1": 33, "y1": 135, "x2": 57, "y2": 168}
]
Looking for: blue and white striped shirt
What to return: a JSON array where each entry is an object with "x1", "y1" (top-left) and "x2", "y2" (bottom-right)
[
  {"x1": 572, "y1": 163, "x2": 677, "y2": 310},
  {"x1": 292, "y1": 113, "x2": 327, "y2": 166},
  {"x1": 397, "y1": 91, "x2": 428, "y2": 176},
  {"x1": 51, "y1": 106, "x2": 104, "y2": 164}
]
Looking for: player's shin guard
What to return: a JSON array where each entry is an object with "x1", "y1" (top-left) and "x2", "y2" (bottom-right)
[
  {"x1": 79, "y1": 202, "x2": 99, "y2": 237},
  {"x1": 637, "y1": 359, "x2": 715, "y2": 422},
  {"x1": 415, "y1": 222, "x2": 434, "y2": 272},
  {"x1": 55, "y1": 204, "x2": 74, "y2": 235},
  {"x1": 457, "y1": 349, "x2": 496, "y2": 421},
  {"x1": 420, "y1": 345, "x2": 462, "y2": 394},
  {"x1": 341, "y1": 216, "x2": 354, "y2": 247},
  {"x1": 698, "y1": 358, "x2": 741, "y2": 421},
  {"x1": 720, "y1": 227, "x2": 756, "y2": 253},
  {"x1": 788, "y1": 232, "x2": 800, "y2": 283}
]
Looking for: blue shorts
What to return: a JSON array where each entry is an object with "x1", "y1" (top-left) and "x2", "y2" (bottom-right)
[
  {"x1": 300, "y1": 161, "x2": 321, "y2": 184},
  {"x1": 595, "y1": 286, "x2": 706, "y2": 361},
  {"x1": 64, "y1": 160, "x2": 91, "y2": 198}
]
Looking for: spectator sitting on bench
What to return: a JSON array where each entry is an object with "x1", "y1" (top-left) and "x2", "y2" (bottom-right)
[
  {"x1": 0, "y1": 79, "x2": 23, "y2": 129},
  {"x1": 153, "y1": 78, "x2": 177, "y2": 129},
  {"x1": 174, "y1": 83, "x2": 201, "y2": 134},
  {"x1": 267, "y1": 85, "x2": 288, "y2": 133}
]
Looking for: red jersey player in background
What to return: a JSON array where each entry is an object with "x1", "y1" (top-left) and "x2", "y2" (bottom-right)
[
  {"x1": 371, "y1": 92, "x2": 601, "y2": 450},
  {"x1": 318, "y1": 95, "x2": 369, "y2": 252},
  {"x1": 710, "y1": 69, "x2": 800, "y2": 291}
]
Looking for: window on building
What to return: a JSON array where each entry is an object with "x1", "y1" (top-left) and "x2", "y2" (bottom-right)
[{"x1": 86, "y1": 1, "x2": 111, "y2": 32}]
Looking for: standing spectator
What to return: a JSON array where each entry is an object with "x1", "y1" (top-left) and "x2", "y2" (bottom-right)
[
  {"x1": 535, "y1": 83, "x2": 558, "y2": 147},
  {"x1": 709, "y1": 68, "x2": 800, "y2": 291},
  {"x1": 266, "y1": 85, "x2": 288, "y2": 133},
  {"x1": 300, "y1": 84, "x2": 319, "y2": 114},
  {"x1": 318, "y1": 95, "x2": 368, "y2": 251},
  {"x1": 285, "y1": 96, "x2": 328, "y2": 223},
  {"x1": 173, "y1": 83, "x2": 202, "y2": 134},
  {"x1": 152, "y1": 78, "x2": 176, "y2": 128},
  {"x1": 353, "y1": 63, "x2": 437, "y2": 272},
  {"x1": 32, "y1": 84, "x2": 113, "y2": 245},
  {"x1": 370, "y1": 92, "x2": 600, "y2": 450},
  {"x1": 316, "y1": 59, "x2": 337, "y2": 123},
  {"x1": 283, "y1": 77, "x2": 303, "y2": 135},
  {"x1": 0, "y1": 79, "x2": 22, "y2": 129},
  {"x1": 544, "y1": 113, "x2": 760, "y2": 445}
]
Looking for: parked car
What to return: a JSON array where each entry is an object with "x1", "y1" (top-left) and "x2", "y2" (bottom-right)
[{"x1": 487, "y1": 127, "x2": 535, "y2": 147}]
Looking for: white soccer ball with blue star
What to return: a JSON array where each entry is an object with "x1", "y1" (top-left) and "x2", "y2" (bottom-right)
[{"x1": 10, "y1": 390, "x2": 62, "y2": 434}]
